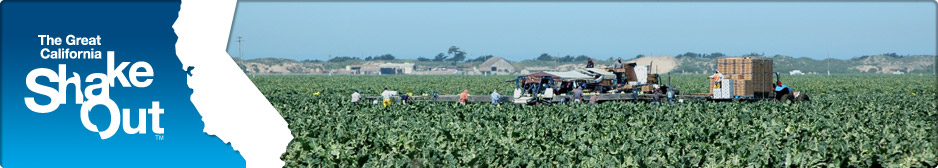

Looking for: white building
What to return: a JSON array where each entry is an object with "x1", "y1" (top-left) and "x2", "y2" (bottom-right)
[
  {"x1": 378, "y1": 63, "x2": 416, "y2": 74},
  {"x1": 789, "y1": 70, "x2": 804, "y2": 75},
  {"x1": 345, "y1": 64, "x2": 380, "y2": 74},
  {"x1": 478, "y1": 57, "x2": 515, "y2": 75}
]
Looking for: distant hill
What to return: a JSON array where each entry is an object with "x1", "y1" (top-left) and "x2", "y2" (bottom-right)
[
  {"x1": 234, "y1": 54, "x2": 935, "y2": 74},
  {"x1": 235, "y1": 58, "x2": 326, "y2": 74},
  {"x1": 847, "y1": 55, "x2": 934, "y2": 73}
]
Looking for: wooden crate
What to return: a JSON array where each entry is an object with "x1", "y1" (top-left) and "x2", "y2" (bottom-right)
[
  {"x1": 717, "y1": 57, "x2": 773, "y2": 84},
  {"x1": 732, "y1": 80, "x2": 775, "y2": 97},
  {"x1": 726, "y1": 72, "x2": 773, "y2": 81},
  {"x1": 641, "y1": 85, "x2": 654, "y2": 93},
  {"x1": 646, "y1": 74, "x2": 659, "y2": 84},
  {"x1": 623, "y1": 63, "x2": 638, "y2": 82},
  {"x1": 733, "y1": 80, "x2": 756, "y2": 96},
  {"x1": 709, "y1": 79, "x2": 775, "y2": 97}
]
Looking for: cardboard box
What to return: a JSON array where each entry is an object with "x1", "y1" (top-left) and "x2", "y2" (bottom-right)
[
  {"x1": 641, "y1": 85, "x2": 653, "y2": 93},
  {"x1": 717, "y1": 58, "x2": 773, "y2": 79},
  {"x1": 717, "y1": 57, "x2": 774, "y2": 96},
  {"x1": 646, "y1": 74, "x2": 659, "y2": 84},
  {"x1": 731, "y1": 80, "x2": 774, "y2": 97},
  {"x1": 713, "y1": 79, "x2": 734, "y2": 99}
]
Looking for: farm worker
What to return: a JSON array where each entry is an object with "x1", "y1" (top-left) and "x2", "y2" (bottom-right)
[
  {"x1": 589, "y1": 94, "x2": 599, "y2": 105},
  {"x1": 381, "y1": 88, "x2": 395, "y2": 107},
  {"x1": 400, "y1": 93, "x2": 410, "y2": 105},
  {"x1": 573, "y1": 87, "x2": 583, "y2": 103},
  {"x1": 586, "y1": 58, "x2": 595, "y2": 68},
  {"x1": 710, "y1": 70, "x2": 724, "y2": 88},
  {"x1": 589, "y1": 87, "x2": 603, "y2": 105},
  {"x1": 613, "y1": 58, "x2": 624, "y2": 84},
  {"x1": 490, "y1": 89, "x2": 500, "y2": 105},
  {"x1": 351, "y1": 90, "x2": 361, "y2": 103},
  {"x1": 560, "y1": 92, "x2": 570, "y2": 104},
  {"x1": 459, "y1": 89, "x2": 469, "y2": 105}
]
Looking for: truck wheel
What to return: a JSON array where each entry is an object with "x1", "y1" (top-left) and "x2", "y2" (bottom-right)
[
  {"x1": 778, "y1": 94, "x2": 794, "y2": 103},
  {"x1": 796, "y1": 94, "x2": 810, "y2": 102}
]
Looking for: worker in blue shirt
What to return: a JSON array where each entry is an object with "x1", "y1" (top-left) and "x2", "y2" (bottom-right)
[
  {"x1": 573, "y1": 87, "x2": 583, "y2": 103},
  {"x1": 400, "y1": 93, "x2": 410, "y2": 105}
]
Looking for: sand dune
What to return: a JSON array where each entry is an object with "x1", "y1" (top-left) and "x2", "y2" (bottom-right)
[{"x1": 624, "y1": 56, "x2": 678, "y2": 74}]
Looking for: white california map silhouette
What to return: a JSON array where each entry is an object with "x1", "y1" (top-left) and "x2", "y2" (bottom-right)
[{"x1": 173, "y1": 0, "x2": 294, "y2": 167}]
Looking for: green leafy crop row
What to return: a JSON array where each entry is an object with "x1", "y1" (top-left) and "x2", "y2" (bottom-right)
[{"x1": 252, "y1": 74, "x2": 937, "y2": 167}]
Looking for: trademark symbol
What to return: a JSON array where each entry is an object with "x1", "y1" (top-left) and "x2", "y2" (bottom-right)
[{"x1": 156, "y1": 135, "x2": 164, "y2": 141}]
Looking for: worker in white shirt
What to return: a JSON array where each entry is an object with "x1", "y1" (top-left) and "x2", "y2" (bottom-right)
[
  {"x1": 490, "y1": 89, "x2": 500, "y2": 105},
  {"x1": 381, "y1": 88, "x2": 395, "y2": 107},
  {"x1": 351, "y1": 90, "x2": 361, "y2": 103},
  {"x1": 710, "y1": 70, "x2": 724, "y2": 88}
]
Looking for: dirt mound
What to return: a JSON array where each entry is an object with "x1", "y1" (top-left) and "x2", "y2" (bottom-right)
[{"x1": 625, "y1": 56, "x2": 679, "y2": 74}]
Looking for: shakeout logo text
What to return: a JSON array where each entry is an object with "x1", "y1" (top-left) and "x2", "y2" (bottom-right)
[{"x1": 24, "y1": 34, "x2": 164, "y2": 140}]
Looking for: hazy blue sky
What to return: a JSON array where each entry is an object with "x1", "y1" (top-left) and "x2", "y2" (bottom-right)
[{"x1": 226, "y1": 2, "x2": 936, "y2": 61}]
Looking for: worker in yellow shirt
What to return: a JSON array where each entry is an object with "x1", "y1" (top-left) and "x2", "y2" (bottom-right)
[{"x1": 381, "y1": 88, "x2": 395, "y2": 107}]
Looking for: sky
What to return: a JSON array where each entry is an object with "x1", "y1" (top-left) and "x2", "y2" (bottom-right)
[{"x1": 226, "y1": 2, "x2": 936, "y2": 61}]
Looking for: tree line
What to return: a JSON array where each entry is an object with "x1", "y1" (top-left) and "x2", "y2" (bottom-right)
[
  {"x1": 314, "y1": 51, "x2": 915, "y2": 64},
  {"x1": 536, "y1": 53, "x2": 591, "y2": 62},
  {"x1": 322, "y1": 46, "x2": 595, "y2": 63}
]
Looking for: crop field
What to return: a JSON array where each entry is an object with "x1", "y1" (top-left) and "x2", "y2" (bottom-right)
[{"x1": 252, "y1": 74, "x2": 937, "y2": 167}]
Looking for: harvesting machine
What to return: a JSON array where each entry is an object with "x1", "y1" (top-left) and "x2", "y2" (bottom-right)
[{"x1": 362, "y1": 57, "x2": 809, "y2": 105}]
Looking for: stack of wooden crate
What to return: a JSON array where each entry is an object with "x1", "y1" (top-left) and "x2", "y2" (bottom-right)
[{"x1": 712, "y1": 57, "x2": 774, "y2": 97}]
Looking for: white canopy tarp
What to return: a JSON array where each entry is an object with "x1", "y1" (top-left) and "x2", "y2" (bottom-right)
[
  {"x1": 581, "y1": 68, "x2": 616, "y2": 80},
  {"x1": 543, "y1": 69, "x2": 617, "y2": 81},
  {"x1": 543, "y1": 71, "x2": 594, "y2": 80}
]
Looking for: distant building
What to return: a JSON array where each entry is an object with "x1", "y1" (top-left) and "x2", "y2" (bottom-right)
[
  {"x1": 789, "y1": 70, "x2": 804, "y2": 75},
  {"x1": 892, "y1": 70, "x2": 905, "y2": 75},
  {"x1": 346, "y1": 64, "x2": 380, "y2": 74},
  {"x1": 378, "y1": 63, "x2": 416, "y2": 74},
  {"x1": 478, "y1": 57, "x2": 515, "y2": 75},
  {"x1": 347, "y1": 63, "x2": 415, "y2": 75}
]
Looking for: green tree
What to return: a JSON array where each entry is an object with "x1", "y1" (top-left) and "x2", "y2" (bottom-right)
[
  {"x1": 742, "y1": 52, "x2": 763, "y2": 57},
  {"x1": 328, "y1": 56, "x2": 360, "y2": 62},
  {"x1": 676, "y1": 52, "x2": 700, "y2": 58},
  {"x1": 469, "y1": 55, "x2": 494, "y2": 62},
  {"x1": 574, "y1": 55, "x2": 590, "y2": 62},
  {"x1": 371, "y1": 54, "x2": 395, "y2": 61},
  {"x1": 447, "y1": 46, "x2": 466, "y2": 62},
  {"x1": 882, "y1": 52, "x2": 900, "y2": 58},
  {"x1": 433, "y1": 53, "x2": 448, "y2": 61},
  {"x1": 537, "y1": 53, "x2": 553, "y2": 61},
  {"x1": 710, "y1": 52, "x2": 725, "y2": 58},
  {"x1": 557, "y1": 55, "x2": 575, "y2": 62}
]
